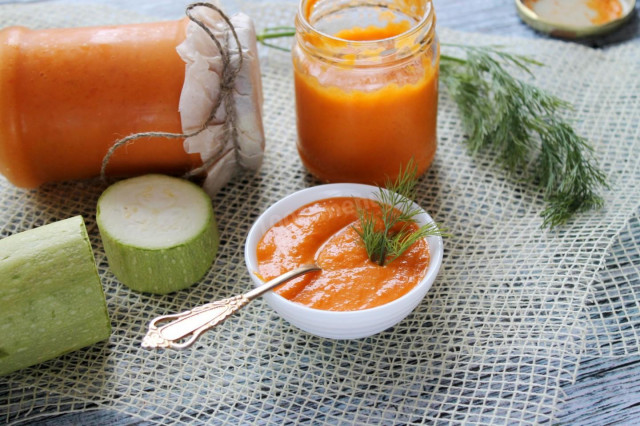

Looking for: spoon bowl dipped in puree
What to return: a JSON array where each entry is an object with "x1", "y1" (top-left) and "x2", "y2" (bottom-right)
[{"x1": 245, "y1": 184, "x2": 443, "y2": 339}]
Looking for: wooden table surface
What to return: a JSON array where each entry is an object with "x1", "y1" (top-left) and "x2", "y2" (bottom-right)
[{"x1": 3, "y1": 0, "x2": 640, "y2": 424}]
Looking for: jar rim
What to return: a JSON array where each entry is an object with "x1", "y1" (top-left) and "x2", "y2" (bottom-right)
[{"x1": 296, "y1": 0, "x2": 435, "y2": 55}]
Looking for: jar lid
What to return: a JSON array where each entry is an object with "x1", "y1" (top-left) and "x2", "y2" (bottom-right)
[{"x1": 515, "y1": 0, "x2": 636, "y2": 38}]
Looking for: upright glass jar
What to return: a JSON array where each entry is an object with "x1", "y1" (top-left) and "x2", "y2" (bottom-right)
[{"x1": 293, "y1": 0, "x2": 439, "y2": 185}]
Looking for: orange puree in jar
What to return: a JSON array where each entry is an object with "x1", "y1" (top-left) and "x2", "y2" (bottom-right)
[
  {"x1": 0, "y1": 19, "x2": 201, "y2": 188},
  {"x1": 256, "y1": 197, "x2": 430, "y2": 311},
  {"x1": 293, "y1": 0, "x2": 439, "y2": 185},
  {"x1": 335, "y1": 21, "x2": 412, "y2": 41}
]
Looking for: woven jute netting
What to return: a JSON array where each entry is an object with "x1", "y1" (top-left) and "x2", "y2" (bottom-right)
[{"x1": 1, "y1": 2, "x2": 639, "y2": 424}]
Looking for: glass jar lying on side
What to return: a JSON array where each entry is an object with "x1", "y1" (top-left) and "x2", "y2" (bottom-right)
[{"x1": 293, "y1": 0, "x2": 439, "y2": 185}]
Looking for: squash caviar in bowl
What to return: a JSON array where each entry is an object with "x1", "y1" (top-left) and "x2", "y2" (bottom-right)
[{"x1": 245, "y1": 183, "x2": 444, "y2": 339}]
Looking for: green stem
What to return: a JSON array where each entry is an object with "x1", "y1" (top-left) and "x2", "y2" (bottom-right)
[
  {"x1": 377, "y1": 230, "x2": 389, "y2": 266},
  {"x1": 261, "y1": 25, "x2": 296, "y2": 32},
  {"x1": 257, "y1": 29, "x2": 296, "y2": 40},
  {"x1": 377, "y1": 208, "x2": 396, "y2": 266},
  {"x1": 256, "y1": 28, "x2": 296, "y2": 52}
]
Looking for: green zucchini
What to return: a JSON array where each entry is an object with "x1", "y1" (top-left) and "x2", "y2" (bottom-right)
[
  {"x1": 96, "y1": 174, "x2": 219, "y2": 294},
  {"x1": 0, "y1": 216, "x2": 111, "y2": 376}
]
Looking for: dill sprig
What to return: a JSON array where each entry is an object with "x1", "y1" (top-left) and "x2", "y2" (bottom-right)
[
  {"x1": 354, "y1": 161, "x2": 447, "y2": 266},
  {"x1": 440, "y1": 45, "x2": 608, "y2": 228}
]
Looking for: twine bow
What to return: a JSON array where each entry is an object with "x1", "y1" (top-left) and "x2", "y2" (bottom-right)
[{"x1": 100, "y1": 2, "x2": 244, "y2": 182}]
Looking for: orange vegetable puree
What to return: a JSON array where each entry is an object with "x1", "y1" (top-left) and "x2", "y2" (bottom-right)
[
  {"x1": 0, "y1": 19, "x2": 201, "y2": 188},
  {"x1": 585, "y1": 0, "x2": 623, "y2": 24},
  {"x1": 256, "y1": 197, "x2": 430, "y2": 311},
  {"x1": 335, "y1": 21, "x2": 412, "y2": 41},
  {"x1": 294, "y1": 22, "x2": 438, "y2": 185},
  {"x1": 523, "y1": 0, "x2": 623, "y2": 25}
]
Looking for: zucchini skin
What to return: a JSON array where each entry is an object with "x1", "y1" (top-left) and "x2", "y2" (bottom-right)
[
  {"x1": 99, "y1": 212, "x2": 219, "y2": 294},
  {"x1": 0, "y1": 216, "x2": 111, "y2": 376}
]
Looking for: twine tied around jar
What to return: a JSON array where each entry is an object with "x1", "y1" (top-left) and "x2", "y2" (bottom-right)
[{"x1": 99, "y1": 2, "x2": 243, "y2": 182}]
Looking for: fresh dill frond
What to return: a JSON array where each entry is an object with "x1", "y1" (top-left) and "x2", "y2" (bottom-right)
[
  {"x1": 354, "y1": 161, "x2": 447, "y2": 266},
  {"x1": 386, "y1": 222, "x2": 443, "y2": 264},
  {"x1": 440, "y1": 45, "x2": 608, "y2": 228},
  {"x1": 354, "y1": 209, "x2": 385, "y2": 264}
]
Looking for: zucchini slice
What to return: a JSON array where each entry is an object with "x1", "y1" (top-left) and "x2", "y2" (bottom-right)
[{"x1": 97, "y1": 174, "x2": 219, "y2": 294}]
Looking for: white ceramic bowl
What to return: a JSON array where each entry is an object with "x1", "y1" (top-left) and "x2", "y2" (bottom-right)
[{"x1": 244, "y1": 183, "x2": 443, "y2": 339}]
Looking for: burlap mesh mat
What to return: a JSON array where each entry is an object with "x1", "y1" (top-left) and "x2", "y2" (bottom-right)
[{"x1": 1, "y1": 2, "x2": 639, "y2": 424}]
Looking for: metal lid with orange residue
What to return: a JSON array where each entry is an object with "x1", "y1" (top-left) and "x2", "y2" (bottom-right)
[{"x1": 515, "y1": 0, "x2": 636, "y2": 38}]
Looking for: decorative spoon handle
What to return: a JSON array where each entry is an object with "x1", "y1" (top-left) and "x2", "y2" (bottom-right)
[{"x1": 141, "y1": 264, "x2": 320, "y2": 350}]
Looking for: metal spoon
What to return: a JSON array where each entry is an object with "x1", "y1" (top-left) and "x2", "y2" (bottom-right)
[{"x1": 141, "y1": 264, "x2": 320, "y2": 350}]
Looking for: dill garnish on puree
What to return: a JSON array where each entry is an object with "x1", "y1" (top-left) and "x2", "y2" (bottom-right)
[{"x1": 255, "y1": 164, "x2": 447, "y2": 311}]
